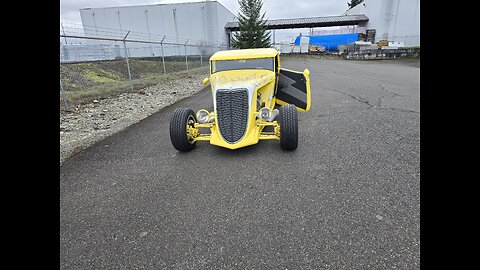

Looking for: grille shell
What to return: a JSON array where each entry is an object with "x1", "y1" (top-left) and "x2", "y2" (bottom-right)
[{"x1": 215, "y1": 88, "x2": 249, "y2": 143}]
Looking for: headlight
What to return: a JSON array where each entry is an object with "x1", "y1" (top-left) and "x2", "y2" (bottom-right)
[
  {"x1": 196, "y1": 109, "x2": 210, "y2": 123},
  {"x1": 257, "y1": 107, "x2": 271, "y2": 121}
]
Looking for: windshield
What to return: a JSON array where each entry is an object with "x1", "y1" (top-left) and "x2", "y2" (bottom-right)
[{"x1": 212, "y1": 58, "x2": 274, "y2": 73}]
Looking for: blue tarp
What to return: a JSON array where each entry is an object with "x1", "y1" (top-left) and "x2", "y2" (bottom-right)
[{"x1": 294, "y1": 33, "x2": 359, "y2": 51}]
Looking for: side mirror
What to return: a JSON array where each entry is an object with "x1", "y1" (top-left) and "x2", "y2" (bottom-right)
[{"x1": 202, "y1": 77, "x2": 210, "y2": 85}]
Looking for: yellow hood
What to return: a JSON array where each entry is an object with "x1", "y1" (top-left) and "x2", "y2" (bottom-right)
[{"x1": 210, "y1": 69, "x2": 275, "y2": 91}]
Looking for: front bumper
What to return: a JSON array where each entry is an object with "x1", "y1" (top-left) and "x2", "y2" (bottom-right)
[{"x1": 192, "y1": 117, "x2": 279, "y2": 150}]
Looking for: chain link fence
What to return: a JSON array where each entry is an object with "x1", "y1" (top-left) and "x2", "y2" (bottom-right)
[{"x1": 60, "y1": 23, "x2": 230, "y2": 111}]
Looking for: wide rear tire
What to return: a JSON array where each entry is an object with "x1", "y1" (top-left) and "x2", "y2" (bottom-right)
[
  {"x1": 170, "y1": 108, "x2": 197, "y2": 152},
  {"x1": 280, "y1": 104, "x2": 298, "y2": 151}
]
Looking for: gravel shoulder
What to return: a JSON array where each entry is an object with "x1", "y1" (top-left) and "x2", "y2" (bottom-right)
[{"x1": 60, "y1": 68, "x2": 209, "y2": 165}]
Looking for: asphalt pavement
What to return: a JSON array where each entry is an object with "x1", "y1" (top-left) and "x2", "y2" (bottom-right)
[{"x1": 60, "y1": 57, "x2": 420, "y2": 269}]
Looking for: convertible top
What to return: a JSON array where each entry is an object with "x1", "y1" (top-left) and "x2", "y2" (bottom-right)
[{"x1": 210, "y1": 48, "x2": 278, "y2": 61}]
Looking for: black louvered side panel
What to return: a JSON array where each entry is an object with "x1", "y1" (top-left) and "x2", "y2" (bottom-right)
[{"x1": 216, "y1": 88, "x2": 249, "y2": 143}]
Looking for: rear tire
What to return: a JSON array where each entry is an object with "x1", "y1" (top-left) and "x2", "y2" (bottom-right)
[
  {"x1": 280, "y1": 104, "x2": 298, "y2": 151},
  {"x1": 170, "y1": 108, "x2": 197, "y2": 152}
]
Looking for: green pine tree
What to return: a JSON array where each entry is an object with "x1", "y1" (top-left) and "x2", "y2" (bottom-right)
[
  {"x1": 347, "y1": 0, "x2": 364, "y2": 9},
  {"x1": 231, "y1": 0, "x2": 271, "y2": 49}
]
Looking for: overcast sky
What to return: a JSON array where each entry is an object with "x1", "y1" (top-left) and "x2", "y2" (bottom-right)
[{"x1": 60, "y1": 0, "x2": 351, "y2": 43}]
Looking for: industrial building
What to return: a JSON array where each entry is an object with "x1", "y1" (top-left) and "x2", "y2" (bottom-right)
[
  {"x1": 78, "y1": 1, "x2": 236, "y2": 57},
  {"x1": 343, "y1": 0, "x2": 420, "y2": 47}
]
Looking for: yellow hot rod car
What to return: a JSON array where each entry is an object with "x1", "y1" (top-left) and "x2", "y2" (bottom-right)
[{"x1": 170, "y1": 48, "x2": 311, "y2": 151}]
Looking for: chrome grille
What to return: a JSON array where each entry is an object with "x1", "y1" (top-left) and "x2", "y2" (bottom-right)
[{"x1": 216, "y1": 88, "x2": 249, "y2": 143}]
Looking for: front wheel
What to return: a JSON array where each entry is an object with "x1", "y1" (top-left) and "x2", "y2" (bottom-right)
[
  {"x1": 279, "y1": 104, "x2": 298, "y2": 151},
  {"x1": 170, "y1": 108, "x2": 197, "y2": 152}
]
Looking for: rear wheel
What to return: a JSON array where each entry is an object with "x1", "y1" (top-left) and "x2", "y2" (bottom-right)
[
  {"x1": 279, "y1": 104, "x2": 298, "y2": 151},
  {"x1": 170, "y1": 108, "x2": 197, "y2": 152}
]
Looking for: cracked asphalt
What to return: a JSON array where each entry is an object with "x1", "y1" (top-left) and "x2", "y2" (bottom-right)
[{"x1": 60, "y1": 57, "x2": 420, "y2": 269}]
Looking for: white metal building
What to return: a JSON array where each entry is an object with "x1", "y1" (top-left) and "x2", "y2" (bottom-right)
[
  {"x1": 79, "y1": 1, "x2": 236, "y2": 54},
  {"x1": 343, "y1": 0, "x2": 420, "y2": 47}
]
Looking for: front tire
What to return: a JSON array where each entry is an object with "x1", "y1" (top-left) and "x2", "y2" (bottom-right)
[
  {"x1": 280, "y1": 104, "x2": 298, "y2": 151},
  {"x1": 170, "y1": 108, "x2": 197, "y2": 152}
]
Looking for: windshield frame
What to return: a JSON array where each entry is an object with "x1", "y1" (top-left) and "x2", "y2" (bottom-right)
[{"x1": 211, "y1": 57, "x2": 275, "y2": 74}]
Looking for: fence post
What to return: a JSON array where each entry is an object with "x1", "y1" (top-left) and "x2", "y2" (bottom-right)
[
  {"x1": 60, "y1": 77, "x2": 68, "y2": 110},
  {"x1": 184, "y1": 40, "x2": 189, "y2": 71},
  {"x1": 160, "y1": 36, "x2": 166, "y2": 76},
  {"x1": 122, "y1": 31, "x2": 133, "y2": 92},
  {"x1": 200, "y1": 42, "x2": 203, "y2": 67}
]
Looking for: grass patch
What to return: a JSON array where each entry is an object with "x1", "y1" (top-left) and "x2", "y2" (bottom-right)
[
  {"x1": 84, "y1": 69, "x2": 121, "y2": 83},
  {"x1": 60, "y1": 58, "x2": 208, "y2": 109}
]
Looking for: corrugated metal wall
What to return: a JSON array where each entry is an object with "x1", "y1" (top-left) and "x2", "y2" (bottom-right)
[{"x1": 79, "y1": 1, "x2": 236, "y2": 57}]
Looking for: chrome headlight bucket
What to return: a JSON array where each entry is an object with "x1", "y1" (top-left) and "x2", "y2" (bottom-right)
[
  {"x1": 257, "y1": 107, "x2": 272, "y2": 121},
  {"x1": 257, "y1": 107, "x2": 279, "y2": 122},
  {"x1": 196, "y1": 109, "x2": 210, "y2": 124}
]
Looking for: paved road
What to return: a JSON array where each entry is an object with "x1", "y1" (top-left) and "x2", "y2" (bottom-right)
[{"x1": 60, "y1": 58, "x2": 420, "y2": 269}]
